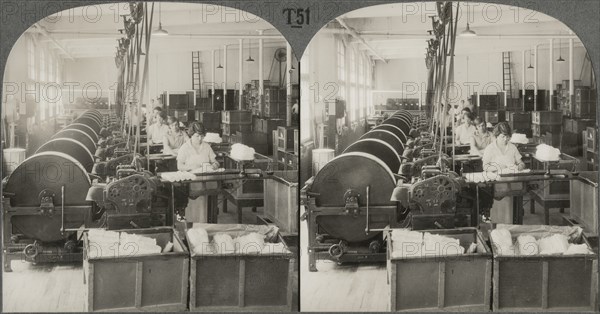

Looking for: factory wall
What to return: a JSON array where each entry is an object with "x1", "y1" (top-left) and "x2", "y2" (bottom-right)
[
  {"x1": 510, "y1": 45, "x2": 593, "y2": 92},
  {"x1": 373, "y1": 45, "x2": 592, "y2": 107},
  {"x1": 64, "y1": 57, "x2": 118, "y2": 98},
  {"x1": 374, "y1": 53, "x2": 505, "y2": 106}
]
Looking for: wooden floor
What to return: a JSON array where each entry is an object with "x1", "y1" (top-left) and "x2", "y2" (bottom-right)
[
  {"x1": 299, "y1": 197, "x2": 570, "y2": 312},
  {"x1": 2, "y1": 200, "x2": 298, "y2": 312}
]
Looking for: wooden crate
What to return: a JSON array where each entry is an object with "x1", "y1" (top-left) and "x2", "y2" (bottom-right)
[
  {"x1": 508, "y1": 111, "x2": 531, "y2": 123},
  {"x1": 387, "y1": 228, "x2": 492, "y2": 311},
  {"x1": 83, "y1": 227, "x2": 189, "y2": 312},
  {"x1": 482, "y1": 110, "x2": 506, "y2": 124},
  {"x1": 263, "y1": 170, "x2": 298, "y2": 234},
  {"x1": 222, "y1": 110, "x2": 252, "y2": 124},
  {"x1": 200, "y1": 111, "x2": 221, "y2": 130},
  {"x1": 277, "y1": 126, "x2": 297, "y2": 153},
  {"x1": 531, "y1": 111, "x2": 562, "y2": 125},
  {"x1": 532, "y1": 123, "x2": 561, "y2": 137},
  {"x1": 570, "y1": 118, "x2": 595, "y2": 134},
  {"x1": 222, "y1": 123, "x2": 252, "y2": 136},
  {"x1": 586, "y1": 126, "x2": 596, "y2": 152},
  {"x1": 570, "y1": 171, "x2": 599, "y2": 236},
  {"x1": 187, "y1": 225, "x2": 295, "y2": 311},
  {"x1": 490, "y1": 226, "x2": 598, "y2": 312}
]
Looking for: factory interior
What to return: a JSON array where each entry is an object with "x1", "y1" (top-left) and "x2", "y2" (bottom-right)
[
  {"x1": 300, "y1": 2, "x2": 598, "y2": 312},
  {"x1": 1, "y1": 1, "x2": 599, "y2": 313},
  {"x1": 1, "y1": 2, "x2": 299, "y2": 312}
]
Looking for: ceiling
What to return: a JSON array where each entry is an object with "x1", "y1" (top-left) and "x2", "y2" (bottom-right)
[
  {"x1": 25, "y1": 2, "x2": 587, "y2": 61},
  {"x1": 28, "y1": 2, "x2": 288, "y2": 59},
  {"x1": 330, "y1": 2, "x2": 585, "y2": 60}
]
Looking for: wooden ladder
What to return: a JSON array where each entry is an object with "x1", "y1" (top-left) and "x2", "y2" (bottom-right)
[
  {"x1": 502, "y1": 51, "x2": 513, "y2": 98},
  {"x1": 192, "y1": 51, "x2": 203, "y2": 97}
]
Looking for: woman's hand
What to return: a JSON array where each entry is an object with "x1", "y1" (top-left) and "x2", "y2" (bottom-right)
[
  {"x1": 517, "y1": 162, "x2": 525, "y2": 171},
  {"x1": 211, "y1": 162, "x2": 219, "y2": 170}
]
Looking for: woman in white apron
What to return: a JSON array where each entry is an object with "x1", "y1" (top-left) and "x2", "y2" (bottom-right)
[
  {"x1": 177, "y1": 122, "x2": 219, "y2": 223},
  {"x1": 482, "y1": 122, "x2": 526, "y2": 223}
]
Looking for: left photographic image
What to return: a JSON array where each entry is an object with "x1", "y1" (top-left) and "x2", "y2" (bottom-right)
[{"x1": 1, "y1": 2, "x2": 299, "y2": 312}]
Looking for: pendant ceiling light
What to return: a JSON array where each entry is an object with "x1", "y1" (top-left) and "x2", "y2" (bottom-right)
[
  {"x1": 556, "y1": 37, "x2": 565, "y2": 62},
  {"x1": 460, "y1": 4, "x2": 477, "y2": 37},
  {"x1": 246, "y1": 39, "x2": 254, "y2": 62},
  {"x1": 217, "y1": 48, "x2": 223, "y2": 69},
  {"x1": 527, "y1": 49, "x2": 534, "y2": 69},
  {"x1": 152, "y1": 3, "x2": 169, "y2": 36}
]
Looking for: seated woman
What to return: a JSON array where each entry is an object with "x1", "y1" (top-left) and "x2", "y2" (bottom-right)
[
  {"x1": 454, "y1": 112, "x2": 476, "y2": 145},
  {"x1": 147, "y1": 111, "x2": 170, "y2": 145},
  {"x1": 482, "y1": 122, "x2": 526, "y2": 224},
  {"x1": 470, "y1": 117, "x2": 494, "y2": 156},
  {"x1": 163, "y1": 117, "x2": 187, "y2": 156},
  {"x1": 177, "y1": 122, "x2": 219, "y2": 223}
]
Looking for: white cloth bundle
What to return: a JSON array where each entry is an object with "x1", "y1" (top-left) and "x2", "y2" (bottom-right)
[
  {"x1": 516, "y1": 235, "x2": 539, "y2": 256},
  {"x1": 564, "y1": 243, "x2": 593, "y2": 255},
  {"x1": 233, "y1": 232, "x2": 265, "y2": 254},
  {"x1": 203, "y1": 132, "x2": 222, "y2": 143},
  {"x1": 422, "y1": 232, "x2": 464, "y2": 257},
  {"x1": 87, "y1": 230, "x2": 162, "y2": 258},
  {"x1": 538, "y1": 234, "x2": 570, "y2": 255},
  {"x1": 510, "y1": 133, "x2": 529, "y2": 144},
  {"x1": 390, "y1": 230, "x2": 465, "y2": 258},
  {"x1": 490, "y1": 229, "x2": 513, "y2": 247},
  {"x1": 490, "y1": 228, "x2": 517, "y2": 256},
  {"x1": 212, "y1": 233, "x2": 235, "y2": 254},
  {"x1": 466, "y1": 242, "x2": 478, "y2": 254},
  {"x1": 162, "y1": 241, "x2": 174, "y2": 253},
  {"x1": 535, "y1": 144, "x2": 561, "y2": 161},
  {"x1": 161, "y1": 171, "x2": 196, "y2": 182},
  {"x1": 187, "y1": 228, "x2": 211, "y2": 255},
  {"x1": 230, "y1": 143, "x2": 255, "y2": 160},
  {"x1": 390, "y1": 229, "x2": 423, "y2": 258}
]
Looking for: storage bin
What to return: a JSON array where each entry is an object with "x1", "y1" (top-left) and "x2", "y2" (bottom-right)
[
  {"x1": 222, "y1": 110, "x2": 252, "y2": 124},
  {"x1": 264, "y1": 170, "x2": 298, "y2": 234},
  {"x1": 531, "y1": 111, "x2": 562, "y2": 125},
  {"x1": 489, "y1": 224, "x2": 598, "y2": 312},
  {"x1": 83, "y1": 227, "x2": 189, "y2": 312},
  {"x1": 570, "y1": 171, "x2": 598, "y2": 236},
  {"x1": 187, "y1": 224, "x2": 295, "y2": 311},
  {"x1": 387, "y1": 228, "x2": 492, "y2": 311}
]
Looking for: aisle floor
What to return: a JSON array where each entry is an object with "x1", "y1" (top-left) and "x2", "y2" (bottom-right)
[
  {"x1": 2, "y1": 200, "x2": 300, "y2": 312},
  {"x1": 299, "y1": 198, "x2": 571, "y2": 312}
]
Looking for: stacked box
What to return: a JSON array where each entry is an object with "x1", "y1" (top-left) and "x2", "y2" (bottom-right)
[
  {"x1": 277, "y1": 126, "x2": 297, "y2": 153},
  {"x1": 200, "y1": 111, "x2": 222, "y2": 131},
  {"x1": 574, "y1": 87, "x2": 597, "y2": 119},
  {"x1": 482, "y1": 110, "x2": 506, "y2": 124}
]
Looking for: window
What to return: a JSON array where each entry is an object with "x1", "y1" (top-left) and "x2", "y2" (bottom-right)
[
  {"x1": 300, "y1": 51, "x2": 311, "y2": 141},
  {"x1": 366, "y1": 60, "x2": 372, "y2": 115},
  {"x1": 27, "y1": 36, "x2": 36, "y2": 80},
  {"x1": 39, "y1": 49, "x2": 46, "y2": 82},
  {"x1": 358, "y1": 53, "x2": 365, "y2": 118},
  {"x1": 48, "y1": 54, "x2": 54, "y2": 83},
  {"x1": 336, "y1": 39, "x2": 346, "y2": 101},
  {"x1": 348, "y1": 46, "x2": 356, "y2": 121}
]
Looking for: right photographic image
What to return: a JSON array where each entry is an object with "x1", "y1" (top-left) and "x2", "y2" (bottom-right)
[{"x1": 299, "y1": 2, "x2": 598, "y2": 312}]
